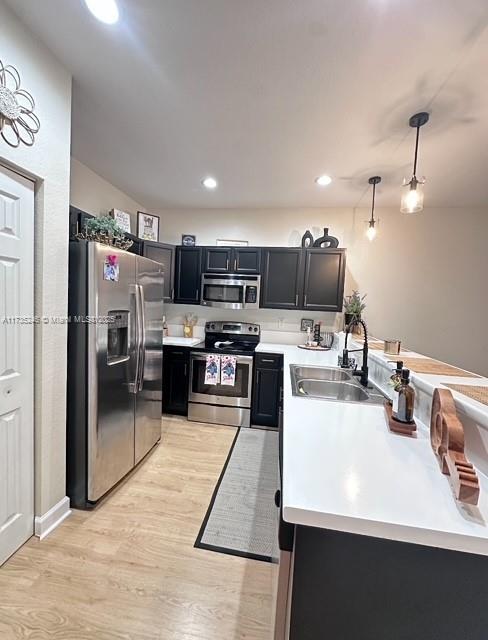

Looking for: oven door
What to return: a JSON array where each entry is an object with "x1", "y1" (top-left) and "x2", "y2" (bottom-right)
[{"x1": 189, "y1": 352, "x2": 253, "y2": 407}]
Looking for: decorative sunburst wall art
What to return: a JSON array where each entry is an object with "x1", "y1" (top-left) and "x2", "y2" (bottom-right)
[{"x1": 0, "y1": 59, "x2": 40, "y2": 148}]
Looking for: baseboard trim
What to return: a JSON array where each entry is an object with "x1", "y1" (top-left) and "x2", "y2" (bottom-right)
[{"x1": 34, "y1": 496, "x2": 71, "y2": 540}]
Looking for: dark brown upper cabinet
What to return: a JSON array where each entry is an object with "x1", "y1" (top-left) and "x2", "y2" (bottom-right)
[
  {"x1": 143, "y1": 241, "x2": 175, "y2": 302},
  {"x1": 260, "y1": 248, "x2": 304, "y2": 309},
  {"x1": 302, "y1": 248, "x2": 346, "y2": 312},
  {"x1": 233, "y1": 248, "x2": 261, "y2": 274},
  {"x1": 203, "y1": 247, "x2": 232, "y2": 273},
  {"x1": 203, "y1": 247, "x2": 261, "y2": 274},
  {"x1": 174, "y1": 246, "x2": 203, "y2": 304}
]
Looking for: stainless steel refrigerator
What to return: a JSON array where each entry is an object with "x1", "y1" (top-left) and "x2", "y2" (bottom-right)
[{"x1": 67, "y1": 241, "x2": 164, "y2": 508}]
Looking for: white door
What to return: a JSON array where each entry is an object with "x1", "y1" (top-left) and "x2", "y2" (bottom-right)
[{"x1": 0, "y1": 164, "x2": 34, "y2": 566}]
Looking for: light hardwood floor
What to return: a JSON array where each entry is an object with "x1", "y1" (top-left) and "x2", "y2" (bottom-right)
[{"x1": 0, "y1": 418, "x2": 277, "y2": 640}]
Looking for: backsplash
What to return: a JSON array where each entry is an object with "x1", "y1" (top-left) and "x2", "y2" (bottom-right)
[{"x1": 165, "y1": 304, "x2": 341, "y2": 344}]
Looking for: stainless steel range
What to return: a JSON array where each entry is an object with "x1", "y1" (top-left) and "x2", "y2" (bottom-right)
[{"x1": 188, "y1": 321, "x2": 260, "y2": 427}]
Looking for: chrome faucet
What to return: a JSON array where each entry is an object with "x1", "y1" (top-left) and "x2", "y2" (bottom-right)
[{"x1": 339, "y1": 318, "x2": 369, "y2": 387}]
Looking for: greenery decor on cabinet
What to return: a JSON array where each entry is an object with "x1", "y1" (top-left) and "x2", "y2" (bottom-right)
[
  {"x1": 76, "y1": 214, "x2": 133, "y2": 250},
  {"x1": 343, "y1": 290, "x2": 366, "y2": 327}
]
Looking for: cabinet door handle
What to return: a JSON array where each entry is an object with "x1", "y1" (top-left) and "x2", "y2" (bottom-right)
[
  {"x1": 261, "y1": 358, "x2": 276, "y2": 364},
  {"x1": 196, "y1": 289, "x2": 199, "y2": 300},
  {"x1": 295, "y1": 294, "x2": 298, "y2": 306},
  {"x1": 274, "y1": 489, "x2": 281, "y2": 508},
  {"x1": 304, "y1": 294, "x2": 308, "y2": 307},
  {"x1": 171, "y1": 351, "x2": 184, "y2": 355},
  {"x1": 226, "y1": 258, "x2": 229, "y2": 271},
  {"x1": 171, "y1": 288, "x2": 174, "y2": 300},
  {"x1": 184, "y1": 363, "x2": 188, "y2": 376},
  {"x1": 234, "y1": 258, "x2": 237, "y2": 271}
]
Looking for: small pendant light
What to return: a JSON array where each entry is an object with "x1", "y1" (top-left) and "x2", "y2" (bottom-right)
[
  {"x1": 366, "y1": 176, "x2": 381, "y2": 241},
  {"x1": 401, "y1": 111, "x2": 430, "y2": 213}
]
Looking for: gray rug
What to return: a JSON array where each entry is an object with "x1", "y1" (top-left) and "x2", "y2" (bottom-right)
[{"x1": 195, "y1": 428, "x2": 279, "y2": 562}]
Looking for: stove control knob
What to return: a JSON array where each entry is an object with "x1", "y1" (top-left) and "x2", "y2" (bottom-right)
[
  {"x1": 248, "y1": 326, "x2": 253, "y2": 331},
  {"x1": 254, "y1": 327, "x2": 258, "y2": 332},
  {"x1": 210, "y1": 323, "x2": 215, "y2": 330}
]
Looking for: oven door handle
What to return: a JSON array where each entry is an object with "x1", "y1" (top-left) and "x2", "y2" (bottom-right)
[{"x1": 190, "y1": 352, "x2": 253, "y2": 363}]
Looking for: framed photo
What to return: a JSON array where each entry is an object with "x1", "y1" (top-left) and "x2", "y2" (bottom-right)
[
  {"x1": 301, "y1": 318, "x2": 314, "y2": 332},
  {"x1": 109, "y1": 208, "x2": 131, "y2": 234},
  {"x1": 216, "y1": 239, "x2": 249, "y2": 247},
  {"x1": 181, "y1": 234, "x2": 196, "y2": 247},
  {"x1": 137, "y1": 211, "x2": 159, "y2": 242}
]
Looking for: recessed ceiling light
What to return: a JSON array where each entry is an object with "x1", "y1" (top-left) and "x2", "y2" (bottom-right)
[
  {"x1": 202, "y1": 177, "x2": 218, "y2": 190},
  {"x1": 315, "y1": 175, "x2": 332, "y2": 186},
  {"x1": 84, "y1": 0, "x2": 119, "y2": 24}
]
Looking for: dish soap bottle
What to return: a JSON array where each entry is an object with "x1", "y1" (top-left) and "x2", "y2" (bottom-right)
[
  {"x1": 388, "y1": 360, "x2": 404, "y2": 406},
  {"x1": 393, "y1": 368, "x2": 415, "y2": 423}
]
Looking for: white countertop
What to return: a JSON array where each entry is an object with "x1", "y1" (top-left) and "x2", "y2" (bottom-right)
[
  {"x1": 163, "y1": 336, "x2": 202, "y2": 347},
  {"x1": 256, "y1": 342, "x2": 488, "y2": 556}
]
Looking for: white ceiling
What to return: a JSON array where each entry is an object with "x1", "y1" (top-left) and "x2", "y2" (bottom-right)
[{"x1": 6, "y1": 0, "x2": 488, "y2": 209}]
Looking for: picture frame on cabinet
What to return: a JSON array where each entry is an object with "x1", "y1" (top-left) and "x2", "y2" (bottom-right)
[
  {"x1": 300, "y1": 318, "x2": 314, "y2": 332},
  {"x1": 181, "y1": 234, "x2": 196, "y2": 246},
  {"x1": 216, "y1": 239, "x2": 248, "y2": 246},
  {"x1": 137, "y1": 211, "x2": 160, "y2": 242},
  {"x1": 109, "y1": 208, "x2": 131, "y2": 234}
]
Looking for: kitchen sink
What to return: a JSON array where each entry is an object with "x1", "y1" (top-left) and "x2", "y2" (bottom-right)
[
  {"x1": 290, "y1": 364, "x2": 386, "y2": 405},
  {"x1": 290, "y1": 365, "x2": 352, "y2": 382}
]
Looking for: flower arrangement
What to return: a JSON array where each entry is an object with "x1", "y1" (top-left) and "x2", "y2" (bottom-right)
[{"x1": 76, "y1": 215, "x2": 133, "y2": 250}]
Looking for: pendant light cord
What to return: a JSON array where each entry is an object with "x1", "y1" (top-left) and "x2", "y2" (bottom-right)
[
  {"x1": 412, "y1": 125, "x2": 420, "y2": 178},
  {"x1": 370, "y1": 182, "x2": 376, "y2": 224}
]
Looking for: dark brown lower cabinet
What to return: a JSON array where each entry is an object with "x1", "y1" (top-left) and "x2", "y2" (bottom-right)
[
  {"x1": 289, "y1": 526, "x2": 488, "y2": 639},
  {"x1": 251, "y1": 353, "x2": 283, "y2": 427},
  {"x1": 162, "y1": 346, "x2": 190, "y2": 415}
]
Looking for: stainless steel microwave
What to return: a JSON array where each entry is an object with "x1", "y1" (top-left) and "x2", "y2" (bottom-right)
[{"x1": 200, "y1": 274, "x2": 261, "y2": 309}]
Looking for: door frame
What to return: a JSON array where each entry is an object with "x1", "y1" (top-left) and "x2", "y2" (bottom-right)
[{"x1": 0, "y1": 157, "x2": 71, "y2": 552}]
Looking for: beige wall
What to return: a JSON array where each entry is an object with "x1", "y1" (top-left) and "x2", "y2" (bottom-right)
[
  {"x1": 0, "y1": 1, "x2": 72, "y2": 516},
  {"x1": 70, "y1": 158, "x2": 145, "y2": 231},
  {"x1": 348, "y1": 206, "x2": 488, "y2": 377},
  {"x1": 157, "y1": 206, "x2": 488, "y2": 376}
]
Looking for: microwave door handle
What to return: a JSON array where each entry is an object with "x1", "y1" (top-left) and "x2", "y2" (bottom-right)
[{"x1": 138, "y1": 284, "x2": 146, "y2": 391}]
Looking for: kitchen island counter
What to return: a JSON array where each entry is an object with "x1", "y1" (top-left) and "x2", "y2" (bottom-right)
[{"x1": 256, "y1": 342, "x2": 488, "y2": 556}]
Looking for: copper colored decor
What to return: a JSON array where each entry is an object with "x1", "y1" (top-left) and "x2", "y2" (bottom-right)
[
  {"x1": 396, "y1": 358, "x2": 480, "y2": 378},
  {"x1": 384, "y1": 401, "x2": 417, "y2": 436},
  {"x1": 430, "y1": 388, "x2": 480, "y2": 506},
  {"x1": 443, "y1": 384, "x2": 488, "y2": 408}
]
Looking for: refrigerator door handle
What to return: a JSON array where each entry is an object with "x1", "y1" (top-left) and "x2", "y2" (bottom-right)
[
  {"x1": 137, "y1": 284, "x2": 146, "y2": 391},
  {"x1": 130, "y1": 283, "x2": 142, "y2": 394}
]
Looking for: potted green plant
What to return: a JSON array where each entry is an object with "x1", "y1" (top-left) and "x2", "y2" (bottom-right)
[
  {"x1": 77, "y1": 214, "x2": 133, "y2": 250},
  {"x1": 343, "y1": 291, "x2": 366, "y2": 328}
]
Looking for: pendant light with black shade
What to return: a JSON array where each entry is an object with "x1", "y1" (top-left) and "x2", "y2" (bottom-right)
[
  {"x1": 401, "y1": 111, "x2": 430, "y2": 213},
  {"x1": 366, "y1": 176, "x2": 381, "y2": 241}
]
